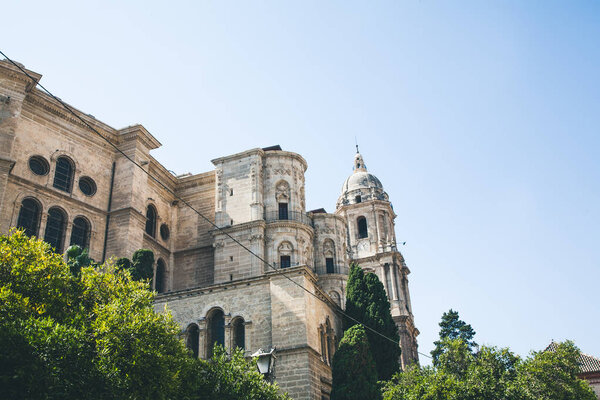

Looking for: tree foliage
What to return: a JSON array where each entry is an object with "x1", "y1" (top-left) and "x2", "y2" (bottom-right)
[
  {"x1": 131, "y1": 248, "x2": 155, "y2": 281},
  {"x1": 331, "y1": 324, "x2": 381, "y2": 400},
  {"x1": 66, "y1": 244, "x2": 95, "y2": 275},
  {"x1": 192, "y1": 346, "x2": 290, "y2": 400},
  {"x1": 431, "y1": 309, "x2": 477, "y2": 366},
  {"x1": 382, "y1": 311, "x2": 595, "y2": 400},
  {"x1": 0, "y1": 230, "x2": 288, "y2": 400},
  {"x1": 344, "y1": 263, "x2": 401, "y2": 380}
]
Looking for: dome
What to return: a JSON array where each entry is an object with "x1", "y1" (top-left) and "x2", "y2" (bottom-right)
[
  {"x1": 341, "y1": 171, "x2": 383, "y2": 193},
  {"x1": 337, "y1": 151, "x2": 389, "y2": 207}
]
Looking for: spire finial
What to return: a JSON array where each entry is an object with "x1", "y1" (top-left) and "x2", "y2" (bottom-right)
[{"x1": 355, "y1": 137, "x2": 359, "y2": 153}]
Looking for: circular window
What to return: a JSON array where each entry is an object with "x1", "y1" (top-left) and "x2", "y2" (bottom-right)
[
  {"x1": 78, "y1": 177, "x2": 97, "y2": 196},
  {"x1": 160, "y1": 223, "x2": 170, "y2": 241},
  {"x1": 28, "y1": 156, "x2": 49, "y2": 176}
]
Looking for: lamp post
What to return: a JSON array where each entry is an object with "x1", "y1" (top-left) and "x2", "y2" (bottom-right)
[{"x1": 252, "y1": 348, "x2": 276, "y2": 381}]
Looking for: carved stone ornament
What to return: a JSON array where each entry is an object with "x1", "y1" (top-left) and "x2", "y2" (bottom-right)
[
  {"x1": 323, "y1": 239, "x2": 335, "y2": 257},
  {"x1": 275, "y1": 180, "x2": 290, "y2": 202},
  {"x1": 278, "y1": 241, "x2": 293, "y2": 254}
]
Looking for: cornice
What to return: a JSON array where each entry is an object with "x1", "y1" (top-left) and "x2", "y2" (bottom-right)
[
  {"x1": 211, "y1": 147, "x2": 264, "y2": 166},
  {"x1": 335, "y1": 199, "x2": 396, "y2": 218},
  {"x1": 264, "y1": 150, "x2": 308, "y2": 171},
  {"x1": 175, "y1": 170, "x2": 215, "y2": 192},
  {"x1": 0, "y1": 60, "x2": 42, "y2": 92},
  {"x1": 211, "y1": 219, "x2": 267, "y2": 237},
  {"x1": 24, "y1": 91, "x2": 112, "y2": 136},
  {"x1": 117, "y1": 124, "x2": 161, "y2": 150},
  {"x1": 266, "y1": 219, "x2": 315, "y2": 236},
  {"x1": 311, "y1": 212, "x2": 346, "y2": 225}
]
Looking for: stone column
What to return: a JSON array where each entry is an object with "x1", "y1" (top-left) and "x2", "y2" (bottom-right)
[{"x1": 390, "y1": 264, "x2": 399, "y2": 301}]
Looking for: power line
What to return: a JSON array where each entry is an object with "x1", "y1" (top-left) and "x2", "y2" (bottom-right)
[{"x1": 0, "y1": 50, "x2": 432, "y2": 361}]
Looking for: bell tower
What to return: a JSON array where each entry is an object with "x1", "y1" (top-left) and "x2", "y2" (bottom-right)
[{"x1": 336, "y1": 149, "x2": 419, "y2": 368}]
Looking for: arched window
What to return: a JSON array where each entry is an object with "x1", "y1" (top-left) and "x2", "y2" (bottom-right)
[
  {"x1": 44, "y1": 207, "x2": 67, "y2": 253},
  {"x1": 145, "y1": 205, "x2": 157, "y2": 237},
  {"x1": 53, "y1": 156, "x2": 74, "y2": 192},
  {"x1": 207, "y1": 308, "x2": 225, "y2": 358},
  {"x1": 355, "y1": 195, "x2": 362, "y2": 203},
  {"x1": 185, "y1": 324, "x2": 200, "y2": 358},
  {"x1": 357, "y1": 216, "x2": 368, "y2": 239},
  {"x1": 155, "y1": 258, "x2": 166, "y2": 293},
  {"x1": 232, "y1": 317, "x2": 245, "y2": 350},
  {"x1": 16, "y1": 198, "x2": 41, "y2": 237},
  {"x1": 70, "y1": 216, "x2": 90, "y2": 249}
]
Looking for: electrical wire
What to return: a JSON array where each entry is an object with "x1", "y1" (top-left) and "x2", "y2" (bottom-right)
[{"x1": 0, "y1": 50, "x2": 432, "y2": 360}]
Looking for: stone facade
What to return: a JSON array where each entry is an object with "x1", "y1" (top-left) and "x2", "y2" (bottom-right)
[{"x1": 0, "y1": 60, "x2": 419, "y2": 399}]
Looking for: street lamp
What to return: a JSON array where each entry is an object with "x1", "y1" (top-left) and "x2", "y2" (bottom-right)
[{"x1": 252, "y1": 348, "x2": 276, "y2": 379}]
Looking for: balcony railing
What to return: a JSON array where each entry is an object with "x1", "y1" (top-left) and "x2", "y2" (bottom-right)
[{"x1": 264, "y1": 211, "x2": 313, "y2": 226}]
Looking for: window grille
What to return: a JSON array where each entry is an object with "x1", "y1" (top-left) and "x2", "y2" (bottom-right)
[
  {"x1": 280, "y1": 255, "x2": 291, "y2": 269},
  {"x1": 53, "y1": 157, "x2": 74, "y2": 192},
  {"x1": 326, "y1": 257, "x2": 335, "y2": 274},
  {"x1": 278, "y1": 202, "x2": 288, "y2": 220},
  {"x1": 232, "y1": 318, "x2": 245, "y2": 350},
  {"x1": 44, "y1": 207, "x2": 66, "y2": 253},
  {"x1": 145, "y1": 205, "x2": 157, "y2": 237},
  {"x1": 207, "y1": 309, "x2": 225, "y2": 358},
  {"x1": 155, "y1": 259, "x2": 166, "y2": 293},
  {"x1": 29, "y1": 156, "x2": 49, "y2": 176},
  {"x1": 186, "y1": 324, "x2": 200, "y2": 358},
  {"x1": 357, "y1": 216, "x2": 368, "y2": 238},
  {"x1": 70, "y1": 216, "x2": 90, "y2": 248},
  {"x1": 78, "y1": 177, "x2": 96, "y2": 196},
  {"x1": 17, "y1": 198, "x2": 41, "y2": 237}
]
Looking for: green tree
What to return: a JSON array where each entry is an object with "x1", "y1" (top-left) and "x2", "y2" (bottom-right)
[
  {"x1": 131, "y1": 248, "x2": 155, "y2": 281},
  {"x1": 115, "y1": 256, "x2": 132, "y2": 271},
  {"x1": 512, "y1": 341, "x2": 596, "y2": 400},
  {"x1": 431, "y1": 309, "x2": 477, "y2": 366},
  {"x1": 331, "y1": 324, "x2": 381, "y2": 400},
  {"x1": 66, "y1": 244, "x2": 95, "y2": 275},
  {"x1": 192, "y1": 345, "x2": 290, "y2": 400},
  {"x1": 382, "y1": 311, "x2": 595, "y2": 400},
  {"x1": 0, "y1": 230, "x2": 289, "y2": 400},
  {"x1": 345, "y1": 263, "x2": 400, "y2": 380}
]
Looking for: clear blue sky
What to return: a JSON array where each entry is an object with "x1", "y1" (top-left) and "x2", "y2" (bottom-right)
[{"x1": 4, "y1": 1, "x2": 599, "y2": 364}]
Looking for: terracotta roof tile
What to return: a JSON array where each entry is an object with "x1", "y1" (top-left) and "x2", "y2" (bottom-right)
[{"x1": 545, "y1": 341, "x2": 600, "y2": 374}]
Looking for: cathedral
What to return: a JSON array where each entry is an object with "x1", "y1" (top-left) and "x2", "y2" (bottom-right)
[{"x1": 0, "y1": 59, "x2": 418, "y2": 400}]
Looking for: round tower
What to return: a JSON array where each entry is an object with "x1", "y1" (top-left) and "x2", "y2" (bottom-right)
[{"x1": 335, "y1": 149, "x2": 420, "y2": 368}]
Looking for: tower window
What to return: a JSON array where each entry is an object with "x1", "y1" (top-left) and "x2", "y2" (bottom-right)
[
  {"x1": 280, "y1": 255, "x2": 291, "y2": 268},
  {"x1": 326, "y1": 257, "x2": 335, "y2": 274},
  {"x1": 357, "y1": 216, "x2": 368, "y2": 239},
  {"x1": 70, "y1": 216, "x2": 90, "y2": 249},
  {"x1": 278, "y1": 202, "x2": 288, "y2": 220},
  {"x1": 17, "y1": 198, "x2": 41, "y2": 237},
  {"x1": 53, "y1": 156, "x2": 75, "y2": 192},
  {"x1": 355, "y1": 195, "x2": 361, "y2": 203},
  {"x1": 207, "y1": 309, "x2": 225, "y2": 358},
  {"x1": 44, "y1": 207, "x2": 67, "y2": 253},
  {"x1": 145, "y1": 205, "x2": 157, "y2": 238}
]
